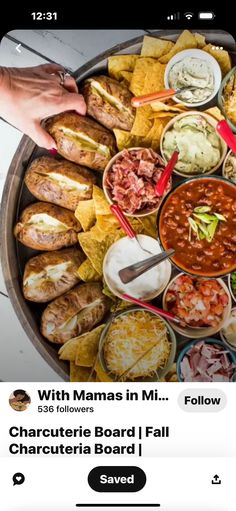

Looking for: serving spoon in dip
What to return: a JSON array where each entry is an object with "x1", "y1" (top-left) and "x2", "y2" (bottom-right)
[
  {"x1": 131, "y1": 87, "x2": 206, "y2": 107},
  {"x1": 118, "y1": 248, "x2": 175, "y2": 284}
]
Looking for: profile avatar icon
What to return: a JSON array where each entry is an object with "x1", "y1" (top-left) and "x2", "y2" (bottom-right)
[{"x1": 9, "y1": 389, "x2": 31, "y2": 412}]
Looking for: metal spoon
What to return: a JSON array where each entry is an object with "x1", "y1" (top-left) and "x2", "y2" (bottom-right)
[{"x1": 119, "y1": 248, "x2": 175, "y2": 284}]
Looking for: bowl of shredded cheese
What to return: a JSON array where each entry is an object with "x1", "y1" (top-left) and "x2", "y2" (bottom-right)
[{"x1": 99, "y1": 307, "x2": 176, "y2": 382}]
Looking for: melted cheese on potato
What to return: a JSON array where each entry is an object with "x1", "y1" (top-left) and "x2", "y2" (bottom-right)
[
  {"x1": 90, "y1": 79, "x2": 130, "y2": 113},
  {"x1": 61, "y1": 128, "x2": 110, "y2": 158},
  {"x1": 24, "y1": 262, "x2": 71, "y2": 287},
  {"x1": 27, "y1": 213, "x2": 69, "y2": 232},
  {"x1": 48, "y1": 172, "x2": 90, "y2": 191},
  {"x1": 48, "y1": 298, "x2": 102, "y2": 336}
]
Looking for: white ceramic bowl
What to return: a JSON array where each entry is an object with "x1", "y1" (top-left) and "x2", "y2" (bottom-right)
[
  {"x1": 162, "y1": 273, "x2": 232, "y2": 339},
  {"x1": 164, "y1": 48, "x2": 222, "y2": 108},
  {"x1": 103, "y1": 235, "x2": 172, "y2": 302},
  {"x1": 160, "y1": 111, "x2": 227, "y2": 177}
]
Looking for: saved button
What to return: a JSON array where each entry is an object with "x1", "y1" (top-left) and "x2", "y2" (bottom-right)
[{"x1": 88, "y1": 466, "x2": 146, "y2": 492}]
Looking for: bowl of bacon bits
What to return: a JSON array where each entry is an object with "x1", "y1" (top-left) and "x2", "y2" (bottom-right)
[
  {"x1": 177, "y1": 339, "x2": 236, "y2": 382},
  {"x1": 103, "y1": 147, "x2": 171, "y2": 217}
]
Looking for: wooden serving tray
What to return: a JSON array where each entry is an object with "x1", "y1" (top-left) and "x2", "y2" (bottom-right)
[{"x1": 1, "y1": 30, "x2": 235, "y2": 381}]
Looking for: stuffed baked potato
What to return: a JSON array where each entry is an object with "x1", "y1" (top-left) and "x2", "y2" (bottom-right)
[
  {"x1": 41, "y1": 282, "x2": 111, "y2": 344},
  {"x1": 23, "y1": 248, "x2": 85, "y2": 302},
  {"x1": 81, "y1": 75, "x2": 135, "y2": 131},
  {"x1": 14, "y1": 202, "x2": 81, "y2": 251},
  {"x1": 25, "y1": 156, "x2": 96, "y2": 211},
  {"x1": 45, "y1": 112, "x2": 117, "y2": 172}
]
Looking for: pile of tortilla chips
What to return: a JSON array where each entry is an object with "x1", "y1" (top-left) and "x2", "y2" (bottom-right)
[
  {"x1": 59, "y1": 324, "x2": 114, "y2": 382},
  {"x1": 108, "y1": 30, "x2": 232, "y2": 152},
  {"x1": 75, "y1": 185, "x2": 157, "y2": 279}
]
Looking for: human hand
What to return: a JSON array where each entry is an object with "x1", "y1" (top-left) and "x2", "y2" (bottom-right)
[{"x1": 0, "y1": 63, "x2": 86, "y2": 149}]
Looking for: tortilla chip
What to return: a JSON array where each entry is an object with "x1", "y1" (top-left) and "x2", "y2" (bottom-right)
[
  {"x1": 149, "y1": 112, "x2": 178, "y2": 119},
  {"x1": 204, "y1": 106, "x2": 225, "y2": 121},
  {"x1": 141, "y1": 118, "x2": 163, "y2": 151},
  {"x1": 70, "y1": 362, "x2": 96, "y2": 382},
  {"x1": 74, "y1": 199, "x2": 95, "y2": 231},
  {"x1": 131, "y1": 105, "x2": 153, "y2": 136},
  {"x1": 113, "y1": 129, "x2": 144, "y2": 151},
  {"x1": 142, "y1": 62, "x2": 166, "y2": 95},
  {"x1": 108, "y1": 54, "x2": 139, "y2": 80},
  {"x1": 130, "y1": 57, "x2": 157, "y2": 96},
  {"x1": 78, "y1": 230, "x2": 122, "y2": 274},
  {"x1": 151, "y1": 100, "x2": 188, "y2": 113},
  {"x1": 89, "y1": 223, "x2": 110, "y2": 242},
  {"x1": 159, "y1": 30, "x2": 197, "y2": 64},
  {"x1": 75, "y1": 325, "x2": 105, "y2": 367},
  {"x1": 141, "y1": 36, "x2": 174, "y2": 58},
  {"x1": 78, "y1": 232, "x2": 107, "y2": 274},
  {"x1": 202, "y1": 44, "x2": 232, "y2": 76},
  {"x1": 95, "y1": 359, "x2": 113, "y2": 382},
  {"x1": 119, "y1": 70, "x2": 133, "y2": 84},
  {"x1": 92, "y1": 185, "x2": 110, "y2": 216},
  {"x1": 77, "y1": 258, "x2": 101, "y2": 282},
  {"x1": 59, "y1": 337, "x2": 80, "y2": 361},
  {"x1": 194, "y1": 32, "x2": 206, "y2": 48},
  {"x1": 139, "y1": 213, "x2": 157, "y2": 238},
  {"x1": 96, "y1": 214, "x2": 119, "y2": 232}
]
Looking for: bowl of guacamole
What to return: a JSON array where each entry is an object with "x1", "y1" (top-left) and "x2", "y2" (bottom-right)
[{"x1": 161, "y1": 112, "x2": 227, "y2": 177}]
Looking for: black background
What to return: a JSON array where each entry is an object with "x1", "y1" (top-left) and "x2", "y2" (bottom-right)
[{"x1": 0, "y1": 4, "x2": 235, "y2": 40}]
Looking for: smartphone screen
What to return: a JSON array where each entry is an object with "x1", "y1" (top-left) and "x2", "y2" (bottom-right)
[{"x1": 0, "y1": 8, "x2": 235, "y2": 510}]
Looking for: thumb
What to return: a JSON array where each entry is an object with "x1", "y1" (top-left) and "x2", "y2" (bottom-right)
[
  {"x1": 56, "y1": 93, "x2": 87, "y2": 116},
  {"x1": 28, "y1": 123, "x2": 57, "y2": 150}
]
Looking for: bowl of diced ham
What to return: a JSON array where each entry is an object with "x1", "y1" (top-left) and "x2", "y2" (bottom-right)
[
  {"x1": 103, "y1": 147, "x2": 171, "y2": 217},
  {"x1": 177, "y1": 339, "x2": 236, "y2": 382}
]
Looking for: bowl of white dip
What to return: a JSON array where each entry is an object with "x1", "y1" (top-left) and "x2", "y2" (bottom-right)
[
  {"x1": 164, "y1": 49, "x2": 222, "y2": 108},
  {"x1": 103, "y1": 234, "x2": 172, "y2": 301}
]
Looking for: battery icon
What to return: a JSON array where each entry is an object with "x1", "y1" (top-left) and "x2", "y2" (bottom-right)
[{"x1": 198, "y1": 12, "x2": 215, "y2": 19}]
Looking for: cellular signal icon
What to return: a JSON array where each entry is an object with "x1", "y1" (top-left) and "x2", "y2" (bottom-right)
[{"x1": 167, "y1": 12, "x2": 180, "y2": 20}]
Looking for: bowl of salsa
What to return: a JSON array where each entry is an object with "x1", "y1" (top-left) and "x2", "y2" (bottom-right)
[{"x1": 157, "y1": 176, "x2": 236, "y2": 277}]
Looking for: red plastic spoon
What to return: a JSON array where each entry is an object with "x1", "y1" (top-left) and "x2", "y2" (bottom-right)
[
  {"x1": 216, "y1": 120, "x2": 236, "y2": 154},
  {"x1": 155, "y1": 150, "x2": 179, "y2": 197},
  {"x1": 121, "y1": 293, "x2": 181, "y2": 324},
  {"x1": 110, "y1": 204, "x2": 152, "y2": 255}
]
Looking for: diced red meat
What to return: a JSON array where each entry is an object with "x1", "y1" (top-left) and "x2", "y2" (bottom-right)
[{"x1": 106, "y1": 148, "x2": 171, "y2": 214}]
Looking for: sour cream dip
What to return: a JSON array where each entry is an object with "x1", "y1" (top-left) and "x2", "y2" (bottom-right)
[
  {"x1": 169, "y1": 56, "x2": 214, "y2": 103},
  {"x1": 103, "y1": 234, "x2": 171, "y2": 301}
]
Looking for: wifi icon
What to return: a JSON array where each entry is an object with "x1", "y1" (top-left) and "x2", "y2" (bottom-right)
[{"x1": 184, "y1": 12, "x2": 194, "y2": 20}]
